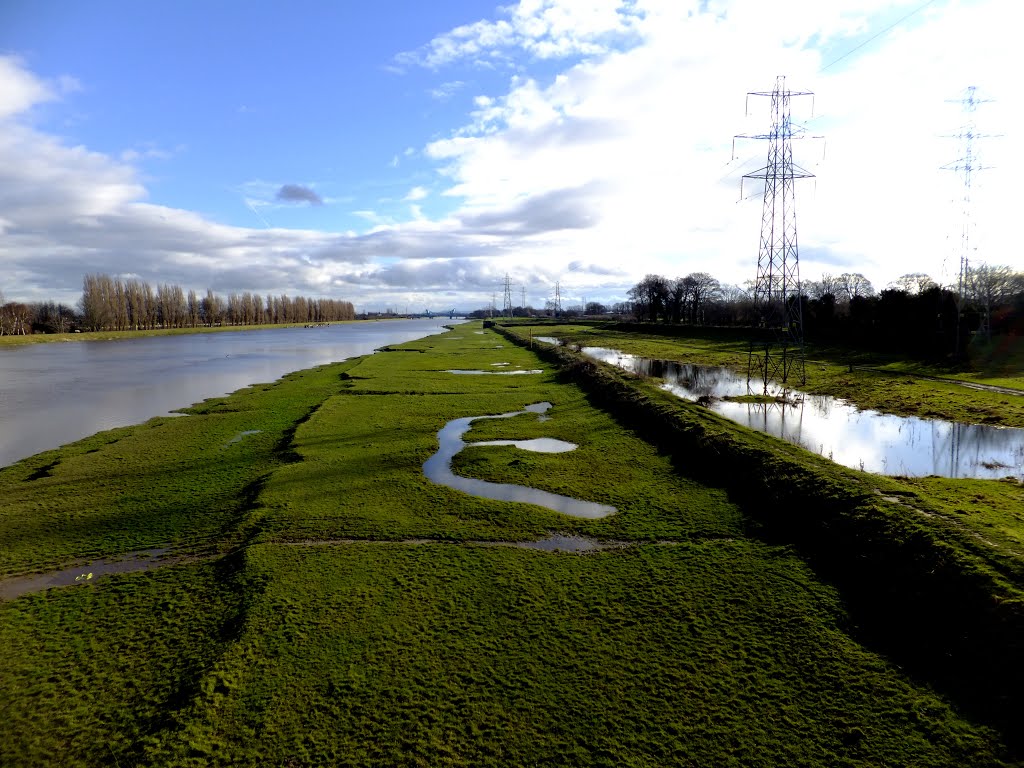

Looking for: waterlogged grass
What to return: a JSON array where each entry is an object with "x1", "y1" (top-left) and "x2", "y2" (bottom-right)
[
  {"x1": 516, "y1": 322, "x2": 1024, "y2": 428},
  {"x1": 0, "y1": 321, "x2": 1017, "y2": 764},
  {"x1": 144, "y1": 542, "x2": 1007, "y2": 767},
  {"x1": 0, "y1": 362, "x2": 357, "y2": 575},
  {"x1": 255, "y1": 332, "x2": 740, "y2": 542}
]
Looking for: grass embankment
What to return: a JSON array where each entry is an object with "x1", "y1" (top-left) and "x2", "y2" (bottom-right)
[
  {"x1": 0, "y1": 323, "x2": 1017, "y2": 765},
  {"x1": 511, "y1": 321, "x2": 1024, "y2": 427},
  {"x1": 498, "y1": 322, "x2": 1024, "y2": 751}
]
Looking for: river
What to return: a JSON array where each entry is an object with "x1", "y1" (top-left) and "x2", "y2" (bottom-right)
[{"x1": 0, "y1": 319, "x2": 453, "y2": 468}]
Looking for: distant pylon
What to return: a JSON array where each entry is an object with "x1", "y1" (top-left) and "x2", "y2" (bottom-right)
[
  {"x1": 521, "y1": 285, "x2": 527, "y2": 316},
  {"x1": 554, "y1": 281, "x2": 562, "y2": 317},
  {"x1": 943, "y1": 86, "x2": 997, "y2": 349},
  {"x1": 503, "y1": 274, "x2": 513, "y2": 319},
  {"x1": 735, "y1": 75, "x2": 817, "y2": 393}
]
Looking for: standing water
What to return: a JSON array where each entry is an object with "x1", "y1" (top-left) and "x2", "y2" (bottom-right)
[{"x1": 541, "y1": 341, "x2": 1024, "y2": 481}]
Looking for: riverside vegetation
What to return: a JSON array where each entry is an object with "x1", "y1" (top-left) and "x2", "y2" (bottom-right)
[{"x1": 1, "y1": 323, "x2": 1021, "y2": 766}]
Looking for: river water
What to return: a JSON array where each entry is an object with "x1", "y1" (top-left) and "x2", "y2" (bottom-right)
[{"x1": 0, "y1": 319, "x2": 452, "y2": 468}]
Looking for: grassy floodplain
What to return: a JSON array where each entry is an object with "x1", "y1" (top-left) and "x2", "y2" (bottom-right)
[{"x1": 0, "y1": 323, "x2": 1017, "y2": 766}]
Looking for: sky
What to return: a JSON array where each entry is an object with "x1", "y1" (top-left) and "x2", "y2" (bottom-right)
[{"x1": 1, "y1": 0, "x2": 1020, "y2": 312}]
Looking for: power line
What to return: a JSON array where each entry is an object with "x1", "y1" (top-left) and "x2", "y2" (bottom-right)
[{"x1": 819, "y1": 0, "x2": 940, "y2": 73}]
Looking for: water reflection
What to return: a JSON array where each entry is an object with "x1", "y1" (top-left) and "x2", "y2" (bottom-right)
[
  {"x1": 571, "y1": 345, "x2": 1023, "y2": 481},
  {"x1": 423, "y1": 403, "x2": 616, "y2": 518}
]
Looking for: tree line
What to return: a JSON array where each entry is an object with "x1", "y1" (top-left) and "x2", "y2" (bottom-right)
[
  {"x1": 0, "y1": 274, "x2": 355, "y2": 335},
  {"x1": 620, "y1": 265, "x2": 1024, "y2": 359}
]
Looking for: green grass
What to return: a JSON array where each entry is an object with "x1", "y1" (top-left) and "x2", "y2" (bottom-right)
[
  {"x1": 0, "y1": 560, "x2": 240, "y2": 768},
  {"x1": 0, "y1": 362, "x2": 357, "y2": 576},
  {"x1": 888, "y1": 476, "x2": 1024, "y2": 560},
  {"x1": 0, "y1": 321, "x2": 1018, "y2": 765},
  {"x1": 144, "y1": 542, "x2": 1006, "y2": 767}
]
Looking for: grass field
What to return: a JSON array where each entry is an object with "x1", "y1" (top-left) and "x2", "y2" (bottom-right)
[{"x1": 0, "y1": 323, "x2": 1017, "y2": 766}]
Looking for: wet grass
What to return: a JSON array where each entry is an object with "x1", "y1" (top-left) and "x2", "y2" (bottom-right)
[
  {"x1": 515, "y1": 322, "x2": 1024, "y2": 428},
  {"x1": 0, "y1": 322, "x2": 1018, "y2": 765}
]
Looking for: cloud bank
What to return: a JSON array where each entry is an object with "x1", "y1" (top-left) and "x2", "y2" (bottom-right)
[{"x1": 1, "y1": 1, "x2": 1019, "y2": 311}]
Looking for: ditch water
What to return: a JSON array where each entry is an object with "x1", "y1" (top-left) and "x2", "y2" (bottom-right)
[
  {"x1": 423, "y1": 402, "x2": 617, "y2": 518},
  {"x1": 0, "y1": 318, "x2": 454, "y2": 468},
  {"x1": 537, "y1": 339, "x2": 1024, "y2": 481}
]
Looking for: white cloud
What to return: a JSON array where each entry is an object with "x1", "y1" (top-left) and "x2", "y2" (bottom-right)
[
  {"x1": 394, "y1": 0, "x2": 644, "y2": 69},
  {"x1": 3, "y1": 2, "x2": 1022, "y2": 312},
  {"x1": 429, "y1": 80, "x2": 466, "y2": 100},
  {"x1": 0, "y1": 56, "x2": 57, "y2": 119}
]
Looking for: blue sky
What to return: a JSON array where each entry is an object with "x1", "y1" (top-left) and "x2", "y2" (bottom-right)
[{"x1": 1, "y1": 0, "x2": 1019, "y2": 311}]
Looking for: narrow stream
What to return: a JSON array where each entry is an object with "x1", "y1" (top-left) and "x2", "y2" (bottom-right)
[
  {"x1": 423, "y1": 402, "x2": 616, "y2": 518},
  {"x1": 537, "y1": 339, "x2": 1024, "y2": 481}
]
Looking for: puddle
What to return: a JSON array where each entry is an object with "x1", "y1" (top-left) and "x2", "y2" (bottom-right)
[
  {"x1": 445, "y1": 369, "x2": 543, "y2": 375},
  {"x1": 474, "y1": 331, "x2": 485, "y2": 335},
  {"x1": 423, "y1": 403, "x2": 616, "y2": 518},
  {"x1": 510, "y1": 534, "x2": 619, "y2": 552},
  {"x1": 564, "y1": 343, "x2": 1024, "y2": 481},
  {"x1": 491, "y1": 362, "x2": 511, "y2": 367},
  {"x1": 535, "y1": 336, "x2": 560, "y2": 345},
  {"x1": 226, "y1": 429, "x2": 262, "y2": 445},
  {"x1": 0, "y1": 548, "x2": 177, "y2": 601},
  {"x1": 473, "y1": 437, "x2": 577, "y2": 452}
]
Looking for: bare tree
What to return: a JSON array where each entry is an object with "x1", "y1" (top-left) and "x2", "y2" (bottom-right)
[
  {"x1": 891, "y1": 273, "x2": 937, "y2": 295},
  {"x1": 836, "y1": 272, "x2": 875, "y2": 301}
]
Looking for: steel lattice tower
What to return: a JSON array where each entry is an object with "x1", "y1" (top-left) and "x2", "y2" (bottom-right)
[
  {"x1": 502, "y1": 274, "x2": 513, "y2": 318},
  {"x1": 942, "y1": 86, "x2": 995, "y2": 348},
  {"x1": 736, "y1": 76, "x2": 816, "y2": 393}
]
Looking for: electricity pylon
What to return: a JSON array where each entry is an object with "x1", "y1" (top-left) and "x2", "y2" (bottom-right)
[
  {"x1": 735, "y1": 75, "x2": 816, "y2": 393},
  {"x1": 502, "y1": 273, "x2": 513, "y2": 318},
  {"x1": 943, "y1": 86, "x2": 996, "y2": 349}
]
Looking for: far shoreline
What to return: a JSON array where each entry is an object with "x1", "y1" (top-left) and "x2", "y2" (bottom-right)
[{"x1": 0, "y1": 317, "x2": 434, "y2": 348}]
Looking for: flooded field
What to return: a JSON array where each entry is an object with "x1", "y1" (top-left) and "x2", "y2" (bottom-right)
[{"x1": 538, "y1": 340, "x2": 1024, "y2": 480}]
